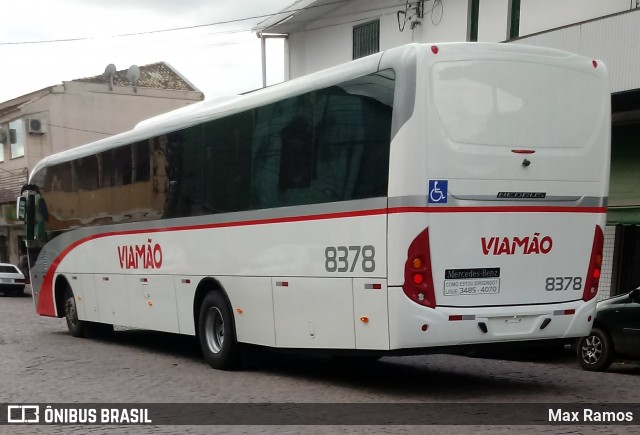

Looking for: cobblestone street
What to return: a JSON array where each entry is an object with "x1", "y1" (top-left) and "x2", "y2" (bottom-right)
[{"x1": 2, "y1": 290, "x2": 640, "y2": 434}]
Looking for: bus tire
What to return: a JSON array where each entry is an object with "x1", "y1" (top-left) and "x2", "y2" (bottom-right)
[
  {"x1": 577, "y1": 328, "x2": 614, "y2": 371},
  {"x1": 64, "y1": 289, "x2": 86, "y2": 338},
  {"x1": 198, "y1": 291, "x2": 241, "y2": 370}
]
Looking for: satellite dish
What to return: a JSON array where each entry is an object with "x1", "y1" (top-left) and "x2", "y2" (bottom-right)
[
  {"x1": 127, "y1": 65, "x2": 141, "y2": 93},
  {"x1": 104, "y1": 64, "x2": 117, "y2": 91}
]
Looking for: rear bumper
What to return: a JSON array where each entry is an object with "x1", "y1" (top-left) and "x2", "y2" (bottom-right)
[{"x1": 388, "y1": 286, "x2": 597, "y2": 350}]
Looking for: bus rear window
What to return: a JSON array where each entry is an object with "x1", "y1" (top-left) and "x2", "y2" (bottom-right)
[{"x1": 431, "y1": 60, "x2": 606, "y2": 149}]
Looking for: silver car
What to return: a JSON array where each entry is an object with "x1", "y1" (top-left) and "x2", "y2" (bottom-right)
[{"x1": 0, "y1": 263, "x2": 26, "y2": 296}]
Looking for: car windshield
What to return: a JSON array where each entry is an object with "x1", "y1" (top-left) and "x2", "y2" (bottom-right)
[{"x1": 0, "y1": 265, "x2": 19, "y2": 273}]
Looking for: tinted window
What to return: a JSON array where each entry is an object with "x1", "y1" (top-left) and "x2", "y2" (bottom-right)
[
  {"x1": 253, "y1": 70, "x2": 394, "y2": 209},
  {"x1": 40, "y1": 70, "x2": 394, "y2": 229},
  {"x1": 202, "y1": 112, "x2": 253, "y2": 213},
  {"x1": 77, "y1": 156, "x2": 98, "y2": 191}
]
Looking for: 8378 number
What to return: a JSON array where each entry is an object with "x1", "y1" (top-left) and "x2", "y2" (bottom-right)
[
  {"x1": 545, "y1": 276, "x2": 583, "y2": 291},
  {"x1": 325, "y1": 245, "x2": 375, "y2": 273}
]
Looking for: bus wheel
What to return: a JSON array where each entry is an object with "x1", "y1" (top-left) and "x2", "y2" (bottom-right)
[
  {"x1": 64, "y1": 289, "x2": 85, "y2": 338},
  {"x1": 198, "y1": 292, "x2": 241, "y2": 370}
]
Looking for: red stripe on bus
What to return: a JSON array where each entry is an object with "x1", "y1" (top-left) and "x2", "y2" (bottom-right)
[
  {"x1": 387, "y1": 206, "x2": 607, "y2": 214},
  {"x1": 36, "y1": 204, "x2": 607, "y2": 317}
]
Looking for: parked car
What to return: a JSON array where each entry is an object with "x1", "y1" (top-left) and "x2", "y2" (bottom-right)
[
  {"x1": 577, "y1": 288, "x2": 640, "y2": 371},
  {"x1": 0, "y1": 263, "x2": 26, "y2": 296}
]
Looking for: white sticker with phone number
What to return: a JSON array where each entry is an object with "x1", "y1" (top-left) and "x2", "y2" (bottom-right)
[{"x1": 444, "y1": 278, "x2": 500, "y2": 296}]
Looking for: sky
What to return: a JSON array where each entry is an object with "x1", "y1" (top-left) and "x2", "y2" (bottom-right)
[{"x1": 0, "y1": 0, "x2": 293, "y2": 103}]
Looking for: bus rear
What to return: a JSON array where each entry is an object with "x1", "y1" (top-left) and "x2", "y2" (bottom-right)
[{"x1": 387, "y1": 43, "x2": 610, "y2": 350}]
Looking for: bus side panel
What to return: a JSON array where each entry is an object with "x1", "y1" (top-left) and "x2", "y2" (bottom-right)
[
  {"x1": 94, "y1": 274, "x2": 130, "y2": 327},
  {"x1": 222, "y1": 276, "x2": 276, "y2": 347},
  {"x1": 174, "y1": 276, "x2": 198, "y2": 336},
  {"x1": 76, "y1": 274, "x2": 100, "y2": 322},
  {"x1": 353, "y1": 278, "x2": 389, "y2": 350},
  {"x1": 273, "y1": 277, "x2": 354, "y2": 349},
  {"x1": 126, "y1": 275, "x2": 180, "y2": 333},
  {"x1": 47, "y1": 205, "x2": 388, "y2": 348}
]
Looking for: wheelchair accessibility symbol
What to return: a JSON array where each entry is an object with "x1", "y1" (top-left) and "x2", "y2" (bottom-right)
[{"x1": 428, "y1": 180, "x2": 448, "y2": 204}]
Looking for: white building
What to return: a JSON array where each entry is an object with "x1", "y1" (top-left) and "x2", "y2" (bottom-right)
[{"x1": 257, "y1": 0, "x2": 640, "y2": 298}]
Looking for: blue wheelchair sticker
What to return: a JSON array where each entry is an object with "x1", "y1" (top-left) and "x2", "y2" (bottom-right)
[{"x1": 428, "y1": 180, "x2": 448, "y2": 204}]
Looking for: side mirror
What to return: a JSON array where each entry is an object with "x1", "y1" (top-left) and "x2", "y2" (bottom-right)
[
  {"x1": 630, "y1": 288, "x2": 640, "y2": 304},
  {"x1": 16, "y1": 196, "x2": 26, "y2": 221}
]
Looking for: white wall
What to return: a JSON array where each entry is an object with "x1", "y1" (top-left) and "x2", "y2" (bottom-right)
[
  {"x1": 478, "y1": 0, "x2": 509, "y2": 42},
  {"x1": 281, "y1": 0, "x2": 640, "y2": 78},
  {"x1": 411, "y1": 0, "x2": 469, "y2": 42},
  {"x1": 519, "y1": 0, "x2": 630, "y2": 36},
  {"x1": 513, "y1": 9, "x2": 640, "y2": 93},
  {"x1": 287, "y1": 26, "x2": 353, "y2": 79}
]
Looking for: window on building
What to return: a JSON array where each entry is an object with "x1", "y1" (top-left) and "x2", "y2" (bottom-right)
[
  {"x1": 0, "y1": 129, "x2": 4, "y2": 162},
  {"x1": 0, "y1": 236, "x2": 7, "y2": 263},
  {"x1": 353, "y1": 20, "x2": 380, "y2": 60},
  {"x1": 507, "y1": 0, "x2": 521, "y2": 40},
  {"x1": 468, "y1": 0, "x2": 479, "y2": 42},
  {"x1": 9, "y1": 119, "x2": 25, "y2": 159}
]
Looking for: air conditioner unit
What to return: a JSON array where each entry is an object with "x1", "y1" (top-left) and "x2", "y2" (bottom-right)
[{"x1": 27, "y1": 118, "x2": 47, "y2": 134}]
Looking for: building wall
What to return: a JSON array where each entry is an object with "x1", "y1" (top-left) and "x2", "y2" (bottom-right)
[
  {"x1": 282, "y1": 0, "x2": 639, "y2": 81},
  {"x1": 519, "y1": 0, "x2": 630, "y2": 36},
  {"x1": 512, "y1": 10, "x2": 640, "y2": 94}
]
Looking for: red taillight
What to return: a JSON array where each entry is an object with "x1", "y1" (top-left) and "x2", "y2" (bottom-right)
[
  {"x1": 402, "y1": 228, "x2": 436, "y2": 308},
  {"x1": 15, "y1": 278, "x2": 25, "y2": 284},
  {"x1": 583, "y1": 225, "x2": 604, "y2": 302},
  {"x1": 431, "y1": 45, "x2": 439, "y2": 54}
]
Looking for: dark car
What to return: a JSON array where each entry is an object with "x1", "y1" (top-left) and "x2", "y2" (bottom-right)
[
  {"x1": 0, "y1": 263, "x2": 26, "y2": 296},
  {"x1": 577, "y1": 288, "x2": 640, "y2": 371}
]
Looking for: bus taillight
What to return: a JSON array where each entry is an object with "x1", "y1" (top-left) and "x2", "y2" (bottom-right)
[
  {"x1": 403, "y1": 228, "x2": 436, "y2": 308},
  {"x1": 583, "y1": 225, "x2": 604, "y2": 302}
]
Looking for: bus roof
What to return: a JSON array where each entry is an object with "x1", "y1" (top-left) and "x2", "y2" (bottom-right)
[{"x1": 29, "y1": 42, "x2": 602, "y2": 182}]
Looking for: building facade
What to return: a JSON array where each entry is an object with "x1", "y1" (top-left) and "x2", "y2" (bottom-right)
[
  {"x1": 257, "y1": 0, "x2": 640, "y2": 299},
  {"x1": 0, "y1": 62, "x2": 204, "y2": 265}
]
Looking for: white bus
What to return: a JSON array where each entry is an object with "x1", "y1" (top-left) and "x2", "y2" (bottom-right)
[{"x1": 18, "y1": 43, "x2": 610, "y2": 369}]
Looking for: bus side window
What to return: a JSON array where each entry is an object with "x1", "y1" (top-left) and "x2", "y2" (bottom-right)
[
  {"x1": 279, "y1": 116, "x2": 313, "y2": 190},
  {"x1": 202, "y1": 112, "x2": 253, "y2": 213},
  {"x1": 253, "y1": 95, "x2": 315, "y2": 209}
]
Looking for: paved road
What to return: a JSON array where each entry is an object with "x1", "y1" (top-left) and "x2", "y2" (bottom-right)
[{"x1": 1, "y1": 290, "x2": 640, "y2": 434}]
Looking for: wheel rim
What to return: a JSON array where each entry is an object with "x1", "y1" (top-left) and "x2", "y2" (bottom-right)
[
  {"x1": 581, "y1": 335, "x2": 603, "y2": 365},
  {"x1": 204, "y1": 307, "x2": 224, "y2": 354},
  {"x1": 65, "y1": 297, "x2": 78, "y2": 329}
]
